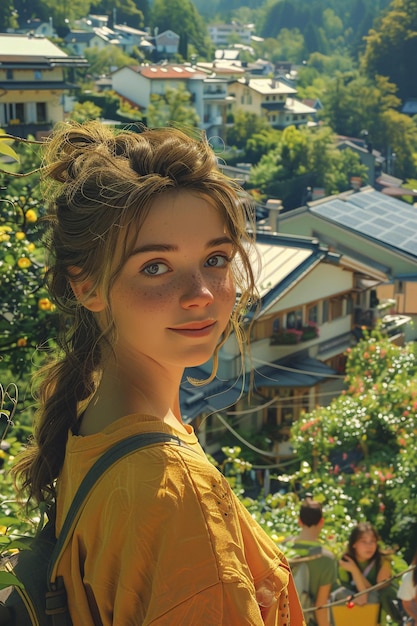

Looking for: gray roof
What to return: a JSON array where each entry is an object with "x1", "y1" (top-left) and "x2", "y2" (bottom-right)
[
  {"x1": 309, "y1": 189, "x2": 417, "y2": 257},
  {"x1": 0, "y1": 34, "x2": 67, "y2": 58}
]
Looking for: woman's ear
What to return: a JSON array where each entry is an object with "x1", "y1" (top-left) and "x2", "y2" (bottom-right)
[{"x1": 68, "y1": 267, "x2": 105, "y2": 312}]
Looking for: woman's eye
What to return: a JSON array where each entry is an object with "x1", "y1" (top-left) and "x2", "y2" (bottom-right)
[
  {"x1": 206, "y1": 254, "x2": 230, "y2": 268},
  {"x1": 142, "y1": 262, "x2": 169, "y2": 276}
]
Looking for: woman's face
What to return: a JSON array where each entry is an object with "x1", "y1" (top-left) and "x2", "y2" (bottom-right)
[
  {"x1": 352, "y1": 531, "x2": 378, "y2": 561},
  {"x1": 107, "y1": 189, "x2": 237, "y2": 374}
]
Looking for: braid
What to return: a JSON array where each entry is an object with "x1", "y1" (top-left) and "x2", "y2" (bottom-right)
[{"x1": 13, "y1": 307, "x2": 102, "y2": 505}]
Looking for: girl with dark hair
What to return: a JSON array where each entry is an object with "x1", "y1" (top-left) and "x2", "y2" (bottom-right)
[
  {"x1": 12, "y1": 121, "x2": 303, "y2": 625},
  {"x1": 337, "y1": 522, "x2": 401, "y2": 622}
]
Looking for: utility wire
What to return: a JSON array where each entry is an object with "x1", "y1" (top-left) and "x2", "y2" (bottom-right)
[{"x1": 302, "y1": 564, "x2": 415, "y2": 615}]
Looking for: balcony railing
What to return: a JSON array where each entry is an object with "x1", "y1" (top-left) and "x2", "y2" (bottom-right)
[
  {"x1": 4, "y1": 121, "x2": 53, "y2": 139},
  {"x1": 270, "y1": 322, "x2": 319, "y2": 345}
]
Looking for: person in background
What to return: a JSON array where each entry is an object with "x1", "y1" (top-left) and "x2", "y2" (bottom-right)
[
  {"x1": 397, "y1": 550, "x2": 417, "y2": 624},
  {"x1": 338, "y1": 522, "x2": 401, "y2": 623},
  {"x1": 290, "y1": 495, "x2": 337, "y2": 626},
  {"x1": 12, "y1": 121, "x2": 304, "y2": 626}
]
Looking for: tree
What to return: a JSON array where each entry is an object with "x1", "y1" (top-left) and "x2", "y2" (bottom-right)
[
  {"x1": 226, "y1": 110, "x2": 270, "y2": 151},
  {"x1": 0, "y1": 136, "x2": 58, "y2": 380},
  {"x1": 82, "y1": 47, "x2": 136, "y2": 80},
  {"x1": 361, "y1": 0, "x2": 417, "y2": 101},
  {"x1": 69, "y1": 100, "x2": 103, "y2": 123},
  {"x1": 0, "y1": 2, "x2": 18, "y2": 31},
  {"x1": 379, "y1": 108, "x2": 417, "y2": 179},
  {"x1": 90, "y1": 0, "x2": 147, "y2": 29},
  {"x1": 321, "y1": 73, "x2": 401, "y2": 140},
  {"x1": 267, "y1": 28, "x2": 306, "y2": 64},
  {"x1": 38, "y1": 0, "x2": 91, "y2": 32},
  {"x1": 245, "y1": 128, "x2": 281, "y2": 163},
  {"x1": 149, "y1": 0, "x2": 212, "y2": 60},
  {"x1": 13, "y1": 0, "x2": 49, "y2": 23},
  {"x1": 248, "y1": 124, "x2": 368, "y2": 205},
  {"x1": 146, "y1": 86, "x2": 199, "y2": 128}
]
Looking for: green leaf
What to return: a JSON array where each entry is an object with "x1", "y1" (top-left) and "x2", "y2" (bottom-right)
[
  {"x1": 0, "y1": 570, "x2": 24, "y2": 589},
  {"x1": 0, "y1": 516, "x2": 21, "y2": 526},
  {"x1": 0, "y1": 138, "x2": 19, "y2": 162}
]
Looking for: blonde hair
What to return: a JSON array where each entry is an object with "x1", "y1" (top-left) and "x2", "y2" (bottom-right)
[{"x1": 13, "y1": 121, "x2": 258, "y2": 506}]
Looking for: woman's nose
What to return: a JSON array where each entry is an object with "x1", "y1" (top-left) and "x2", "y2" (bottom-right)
[{"x1": 180, "y1": 274, "x2": 215, "y2": 308}]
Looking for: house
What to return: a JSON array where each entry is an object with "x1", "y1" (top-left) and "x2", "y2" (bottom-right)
[
  {"x1": 180, "y1": 231, "x2": 389, "y2": 459},
  {"x1": 16, "y1": 18, "x2": 56, "y2": 38},
  {"x1": 153, "y1": 30, "x2": 180, "y2": 59},
  {"x1": 196, "y1": 60, "x2": 246, "y2": 81},
  {"x1": 0, "y1": 34, "x2": 88, "y2": 139},
  {"x1": 401, "y1": 99, "x2": 417, "y2": 117},
  {"x1": 112, "y1": 24, "x2": 150, "y2": 55},
  {"x1": 63, "y1": 30, "x2": 115, "y2": 56},
  {"x1": 111, "y1": 63, "x2": 228, "y2": 139},
  {"x1": 336, "y1": 136, "x2": 383, "y2": 187},
  {"x1": 228, "y1": 77, "x2": 316, "y2": 129},
  {"x1": 209, "y1": 23, "x2": 254, "y2": 47},
  {"x1": 273, "y1": 186, "x2": 417, "y2": 335}
]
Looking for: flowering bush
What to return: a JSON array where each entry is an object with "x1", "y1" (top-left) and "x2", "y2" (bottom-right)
[{"x1": 290, "y1": 329, "x2": 417, "y2": 559}]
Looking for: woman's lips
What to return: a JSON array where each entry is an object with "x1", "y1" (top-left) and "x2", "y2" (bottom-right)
[{"x1": 168, "y1": 320, "x2": 217, "y2": 337}]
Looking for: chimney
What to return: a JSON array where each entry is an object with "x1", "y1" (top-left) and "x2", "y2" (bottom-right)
[{"x1": 265, "y1": 198, "x2": 283, "y2": 233}]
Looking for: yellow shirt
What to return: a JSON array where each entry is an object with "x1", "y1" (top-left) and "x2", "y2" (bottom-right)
[{"x1": 54, "y1": 414, "x2": 304, "y2": 625}]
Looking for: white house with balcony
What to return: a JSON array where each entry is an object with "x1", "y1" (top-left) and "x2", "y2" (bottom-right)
[
  {"x1": 180, "y1": 230, "x2": 389, "y2": 459},
  {"x1": 111, "y1": 63, "x2": 229, "y2": 139},
  {"x1": 275, "y1": 186, "x2": 417, "y2": 335},
  {"x1": 0, "y1": 33, "x2": 87, "y2": 139},
  {"x1": 209, "y1": 23, "x2": 254, "y2": 47},
  {"x1": 228, "y1": 77, "x2": 316, "y2": 129}
]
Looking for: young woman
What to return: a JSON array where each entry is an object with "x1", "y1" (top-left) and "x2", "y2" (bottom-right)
[
  {"x1": 397, "y1": 551, "x2": 417, "y2": 625},
  {"x1": 13, "y1": 122, "x2": 303, "y2": 625},
  {"x1": 337, "y1": 522, "x2": 400, "y2": 622}
]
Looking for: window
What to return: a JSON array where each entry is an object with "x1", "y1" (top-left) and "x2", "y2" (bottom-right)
[
  {"x1": 4, "y1": 102, "x2": 24, "y2": 123},
  {"x1": 322, "y1": 300, "x2": 329, "y2": 323},
  {"x1": 15, "y1": 103, "x2": 24, "y2": 121},
  {"x1": 6, "y1": 69, "x2": 13, "y2": 80},
  {"x1": 34, "y1": 70, "x2": 42, "y2": 80},
  {"x1": 286, "y1": 308, "x2": 303, "y2": 330},
  {"x1": 307, "y1": 304, "x2": 318, "y2": 324},
  {"x1": 36, "y1": 102, "x2": 47, "y2": 123},
  {"x1": 330, "y1": 297, "x2": 343, "y2": 319},
  {"x1": 272, "y1": 317, "x2": 281, "y2": 333},
  {"x1": 346, "y1": 294, "x2": 353, "y2": 315}
]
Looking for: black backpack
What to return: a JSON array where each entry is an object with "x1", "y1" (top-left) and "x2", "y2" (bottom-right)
[{"x1": 0, "y1": 432, "x2": 188, "y2": 625}]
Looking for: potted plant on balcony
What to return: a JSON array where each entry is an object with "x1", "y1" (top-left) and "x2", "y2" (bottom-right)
[
  {"x1": 270, "y1": 328, "x2": 303, "y2": 345},
  {"x1": 301, "y1": 321, "x2": 319, "y2": 341}
]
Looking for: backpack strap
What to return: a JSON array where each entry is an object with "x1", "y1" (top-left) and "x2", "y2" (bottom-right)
[{"x1": 47, "y1": 432, "x2": 190, "y2": 588}]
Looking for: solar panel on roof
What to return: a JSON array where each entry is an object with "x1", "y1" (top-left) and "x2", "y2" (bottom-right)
[
  {"x1": 361, "y1": 224, "x2": 384, "y2": 237},
  {"x1": 309, "y1": 190, "x2": 417, "y2": 256},
  {"x1": 316, "y1": 205, "x2": 344, "y2": 219},
  {"x1": 373, "y1": 217, "x2": 394, "y2": 229},
  {"x1": 375, "y1": 206, "x2": 390, "y2": 216},
  {"x1": 395, "y1": 225, "x2": 414, "y2": 238},
  {"x1": 405, "y1": 240, "x2": 417, "y2": 254},
  {"x1": 339, "y1": 214, "x2": 362, "y2": 227},
  {"x1": 383, "y1": 231, "x2": 412, "y2": 247}
]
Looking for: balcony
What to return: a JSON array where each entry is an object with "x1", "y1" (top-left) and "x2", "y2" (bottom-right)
[
  {"x1": 270, "y1": 322, "x2": 319, "y2": 345},
  {"x1": 203, "y1": 89, "x2": 227, "y2": 101},
  {"x1": 4, "y1": 121, "x2": 53, "y2": 139}
]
